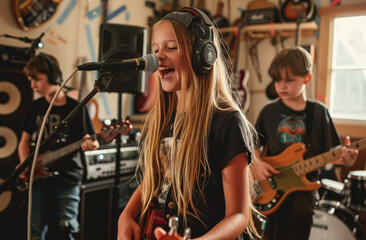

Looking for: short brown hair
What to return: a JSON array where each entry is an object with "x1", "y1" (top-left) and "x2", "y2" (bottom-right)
[
  {"x1": 268, "y1": 46, "x2": 313, "y2": 81},
  {"x1": 23, "y1": 54, "x2": 61, "y2": 85}
]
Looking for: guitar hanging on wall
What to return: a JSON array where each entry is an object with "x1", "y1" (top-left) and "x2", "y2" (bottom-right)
[
  {"x1": 232, "y1": 18, "x2": 250, "y2": 113},
  {"x1": 279, "y1": 0, "x2": 317, "y2": 22},
  {"x1": 11, "y1": 0, "x2": 63, "y2": 31}
]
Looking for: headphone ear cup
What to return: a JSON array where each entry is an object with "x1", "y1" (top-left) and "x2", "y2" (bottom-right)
[
  {"x1": 39, "y1": 53, "x2": 62, "y2": 85},
  {"x1": 192, "y1": 39, "x2": 217, "y2": 75},
  {"x1": 52, "y1": 67, "x2": 62, "y2": 85}
]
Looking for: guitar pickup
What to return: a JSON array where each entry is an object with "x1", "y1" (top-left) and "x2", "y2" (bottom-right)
[
  {"x1": 268, "y1": 177, "x2": 277, "y2": 189},
  {"x1": 253, "y1": 180, "x2": 264, "y2": 197}
]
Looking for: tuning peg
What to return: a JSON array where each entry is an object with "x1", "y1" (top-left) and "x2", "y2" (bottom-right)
[
  {"x1": 168, "y1": 216, "x2": 179, "y2": 236},
  {"x1": 183, "y1": 228, "x2": 191, "y2": 240}
]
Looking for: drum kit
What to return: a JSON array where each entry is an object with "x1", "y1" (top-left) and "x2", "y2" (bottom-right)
[{"x1": 309, "y1": 170, "x2": 366, "y2": 240}]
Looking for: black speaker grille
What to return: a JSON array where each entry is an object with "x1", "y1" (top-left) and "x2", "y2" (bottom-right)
[
  {"x1": 0, "y1": 45, "x2": 33, "y2": 168},
  {"x1": 99, "y1": 23, "x2": 147, "y2": 93}
]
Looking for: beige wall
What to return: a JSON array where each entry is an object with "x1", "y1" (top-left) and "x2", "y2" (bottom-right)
[{"x1": 0, "y1": 0, "x2": 362, "y2": 125}]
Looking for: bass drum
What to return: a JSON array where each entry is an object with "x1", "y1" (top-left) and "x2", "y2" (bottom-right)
[
  {"x1": 0, "y1": 177, "x2": 27, "y2": 239},
  {"x1": 309, "y1": 200, "x2": 365, "y2": 240},
  {"x1": 345, "y1": 170, "x2": 366, "y2": 211}
]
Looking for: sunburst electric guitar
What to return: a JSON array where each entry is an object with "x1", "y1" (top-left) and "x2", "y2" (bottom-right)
[{"x1": 252, "y1": 138, "x2": 366, "y2": 215}]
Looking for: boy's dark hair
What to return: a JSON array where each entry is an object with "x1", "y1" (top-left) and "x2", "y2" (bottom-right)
[
  {"x1": 268, "y1": 46, "x2": 313, "y2": 82},
  {"x1": 23, "y1": 53, "x2": 62, "y2": 85}
]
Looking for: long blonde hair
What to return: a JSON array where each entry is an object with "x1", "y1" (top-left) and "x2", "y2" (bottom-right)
[{"x1": 137, "y1": 18, "x2": 261, "y2": 238}]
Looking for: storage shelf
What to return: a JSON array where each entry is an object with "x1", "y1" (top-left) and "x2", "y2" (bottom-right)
[{"x1": 220, "y1": 21, "x2": 318, "y2": 39}]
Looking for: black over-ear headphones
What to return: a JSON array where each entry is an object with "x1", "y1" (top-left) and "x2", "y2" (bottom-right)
[
  {"x1": 162, "y1": 7, "x2": 217, "y2": 75},
  {"x1": 38, "y1": 53, "x2": 62, "y2": 85}
]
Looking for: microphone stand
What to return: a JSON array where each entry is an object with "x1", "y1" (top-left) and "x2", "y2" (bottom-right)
[
  {"x1": 25, "y1": 32, "x2": 45, "y2": 55},
  {"x1": 0, "y1": 71, "x2": 114, "y2": 194},
  {"x1": 2, "y1": 32, "x2": 45, "y2": 56}
]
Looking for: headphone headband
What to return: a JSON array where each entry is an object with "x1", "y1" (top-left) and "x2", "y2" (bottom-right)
[
  {"x1": 179, "y1": 7, "x2": 213, "y2": 27},
  {"x1": 160, "y1": 7, "x2": 217, "y2": 75},
  {"x1": 161, "y1": 7, "x2": 211, "y2": 40}
]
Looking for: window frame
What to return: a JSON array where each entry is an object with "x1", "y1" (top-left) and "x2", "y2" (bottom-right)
[{"x1": 317, "y1": 3, "x2": 366, "y2": 138}]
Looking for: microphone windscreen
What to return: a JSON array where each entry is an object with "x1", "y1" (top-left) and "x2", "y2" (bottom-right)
[{"x1": 144, "y1": 54, "x2": 159, "y2": 74}]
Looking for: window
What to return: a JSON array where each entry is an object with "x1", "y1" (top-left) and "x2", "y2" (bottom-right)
[
  {"x1": 317, "y1": 3, "x2": 366, "y2": 138},
  {"x1": 329, "y1": 16, "x2": 366, "y2": 120}
]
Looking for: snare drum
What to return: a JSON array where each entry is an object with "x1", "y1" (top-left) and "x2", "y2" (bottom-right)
[
  {"x1": 320, "y1": 178, "x2": 345, "y2": 202},
  {"x1": 345, "y1": 170, "x2": 366, "y2": 211},
  {"x1": 309, "y1": 200, "x2": 365, "y2": 240}
]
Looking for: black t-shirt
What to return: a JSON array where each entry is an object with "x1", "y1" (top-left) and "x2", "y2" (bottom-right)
[
  {"x1": 158, "y1": 110, "x2": 251, "y2": 237},
  {"x1": 22, "y1": 96, "x2": 94, "y2": 187},
  {"x1": 255, "y1": 99, "x2": 341, "y2": 180}
]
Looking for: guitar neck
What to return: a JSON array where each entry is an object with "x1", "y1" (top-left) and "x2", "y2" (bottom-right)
[
  {"x1": 40, "y1": 134, "x2": 97, "y2": 166},
  {"x1": 233, "y1": 20, "x2": 245, "y2": 72},
  {"x1": 293, "y1": 138, "x2": 366, "y2": 175}
]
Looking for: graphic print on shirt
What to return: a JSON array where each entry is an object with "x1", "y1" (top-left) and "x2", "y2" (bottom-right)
[
  {"x1": 30, "y1": 113, "x2": 62, "y2": 148},
  {"x1": 277, "y1": 114, "x2": 306, "y2": 145},
  {"x1": 157, "y1": 136, "x2": 175, "y2": 209}
]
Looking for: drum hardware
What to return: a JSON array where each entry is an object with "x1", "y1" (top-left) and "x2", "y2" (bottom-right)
[
  {"x1": 310, "y1": 200, "x2": 365, "y2": 240},
  {"x1": 320, "y1": 178, "x2": 346, "y2": 203},
  {"x1": 344, "y1": 171, "x2": 366, "y2": 212}
]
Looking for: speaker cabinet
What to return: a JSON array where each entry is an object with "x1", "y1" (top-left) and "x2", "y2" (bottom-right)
[
  {"x1": 78, "y1": 177, "x2": 137, "y2": 240},
  {"x1": 79, "y1": 180, "x2": 114, "y2": 240},
  {"x1": 98, "y1": 23, "x2": 147, "y2": 93},
  {"x1": 0, "y1": 45, "x2": 33, "y2": 172}
]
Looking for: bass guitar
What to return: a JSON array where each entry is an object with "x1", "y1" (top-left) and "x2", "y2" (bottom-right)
[
  {"x1": 17, "y1": 121, "x2": 132, "y2": 190},
  {"x1": 252, "y1": 138, "x2": 366, "y2": 215}
]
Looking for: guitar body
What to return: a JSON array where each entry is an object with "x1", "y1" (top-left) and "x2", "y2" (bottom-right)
[
  {"x1": 280, "y1": 0, "x2": 317, "y2": 22},
  {"x1": 142, "y1": 209, "x2": 185, "y2": 240},
  {"x1": 238, "y1": 69, "x2": 250, "y2": 112},
  {"x1": 253, "y1": 138, "x2": 366, "y2": 215},
  {"x1": 142, "y1": 209, "x2": 169, "y2": 240},
  {"x1": 253, "y1": 143, "x2": 321, "y2": 215},
  {"x1": 11, "y1": 0, "x2": 63, "y2": 30},
  {"x1": 87, "y1": 99, "x2": 104, "y2": 133}
]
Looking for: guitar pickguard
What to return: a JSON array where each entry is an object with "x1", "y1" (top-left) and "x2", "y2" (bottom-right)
[{"x1": 254, "y1": 160, "x2": 310, "y2": 213}]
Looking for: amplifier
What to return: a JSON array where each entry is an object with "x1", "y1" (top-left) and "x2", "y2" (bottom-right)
[
  {"x1": 83, "y1": 145, "x2": 139, "y2": 181},
  {"x1": 0, "y1": 45, "x2": 34, "y2": 68},
  {"x1": 243, "y1": 7, "x2": 281, "y2": 25}
]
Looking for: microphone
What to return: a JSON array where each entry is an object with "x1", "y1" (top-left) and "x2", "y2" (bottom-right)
[{"x1": 77, "y1": 54, "x2": 159, "y2": 74}]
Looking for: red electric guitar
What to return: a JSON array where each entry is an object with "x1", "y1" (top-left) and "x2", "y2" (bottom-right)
[
  {"x1": 232, "y1": 18, "x2": 250, "y2": 112},
  {"x1": 142, "y1": 208, "x2": 190, "y2": 240}
]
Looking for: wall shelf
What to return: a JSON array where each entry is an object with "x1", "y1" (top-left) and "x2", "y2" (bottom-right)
[{"x1": 220, "y1": 21, "x2": 318, "y2": 39}]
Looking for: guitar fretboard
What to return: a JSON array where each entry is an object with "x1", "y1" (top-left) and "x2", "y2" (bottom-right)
[
  {"x1": 293, "y1": 138, "x2": 366, "y2": 175},
  {"x1": 39, "y1": 135, "x2": 98, "y2": 166}
]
